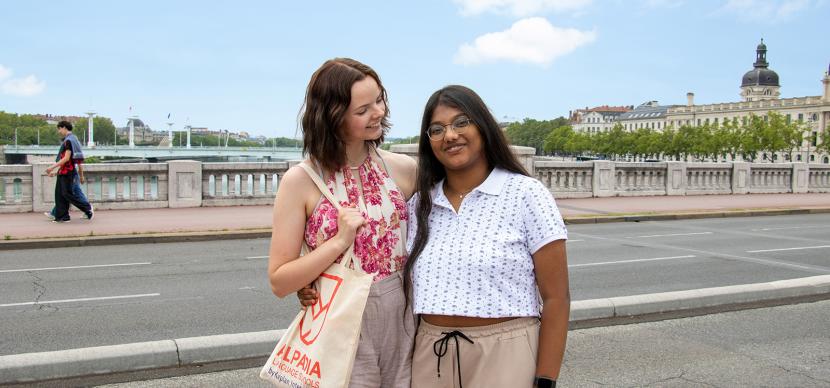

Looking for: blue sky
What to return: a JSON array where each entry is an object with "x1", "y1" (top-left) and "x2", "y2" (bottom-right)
[{"x1": 1, "y1": 0, "x2": 827, "y2": 139}]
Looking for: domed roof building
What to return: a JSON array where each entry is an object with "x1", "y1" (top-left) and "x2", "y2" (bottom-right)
[{"x1": 740, "y1": 39, "x2": 781, "y2": 102}]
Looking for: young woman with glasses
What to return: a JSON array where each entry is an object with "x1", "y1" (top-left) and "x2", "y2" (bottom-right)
[
  {"x1": 405, "y1": 85, "x2": 570, "y2": 388},
  {"x1": 268, "y1": 57, "x2": 417, "y2": 388}
]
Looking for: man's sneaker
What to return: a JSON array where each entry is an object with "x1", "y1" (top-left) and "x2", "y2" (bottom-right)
[
  {"x1": 44, "y1": 212, "x2": 55, "y2": 221},
  {"x1": 52, "y1": 219, "x2": 71, "y2": 223},
  {"x1": 83, "y1": 210, "x2": 94, "y2": 220}
]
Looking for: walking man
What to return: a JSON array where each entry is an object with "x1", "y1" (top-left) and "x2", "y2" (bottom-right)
[{"x1": 45, "y1": 121, "x2": 93, "y2": 223}]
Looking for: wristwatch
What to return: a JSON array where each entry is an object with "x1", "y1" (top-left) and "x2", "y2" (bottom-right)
[{"x1": 534, "y1": 376, "x2": 556, "y2": 388}]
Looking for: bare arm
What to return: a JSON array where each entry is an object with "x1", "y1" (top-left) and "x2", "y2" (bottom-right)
[
  {"x1": 533, "y1": 239, "x2": 570, "y2": 379},
  {"x1": 77, "y1": 163, "x2": 85, "y2": 183},
  {"x1": 46, "y1": 151, "x2": 72, "y2": 175},
  {"x1": 267, "y1": 165, "x2": 365, "y2": 298},
  {"x1": 377, "y1": 149, "x2": 417, "y2": 200}
]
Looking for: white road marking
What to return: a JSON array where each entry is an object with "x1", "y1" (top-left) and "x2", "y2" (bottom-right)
[
  {"x1": 568, "y1": 239, "x2": 584, "y2": 242},
  {"x1": 747, "y1": 245, "x2": 830, "y2": 253},
  {"x1": 0, "y1": 262, "x2": 152, "y2": 274},
  {"x1": 751, "y1": 225, "x2": 830, "y2": 232},
  {"x1": 0, "y1": 293, "x2": 160, "y2": 308},
  {"x1": 627, "y1": 232, "x2": 713, "y2": 239},
  {"x1": 569, "y1": 255, "x2": 697, "y2": 268},
  {"x1": 246, "y1": 255, "x2": 268, "y2": 259}
]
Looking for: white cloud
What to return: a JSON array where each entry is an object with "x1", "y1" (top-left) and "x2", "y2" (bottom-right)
[
  {"x1": 0, "y1": 65, "x2": 46, "y2": 97},
  {"x1": 453, "y1": 0, "x2": 592, "y2": 17},
  {"x1": 1, "y1": 74, "x2": 46, "y2": 97},
  {"x1": 717, "y1": 0, "x2": 816, "y2": 23},
  {"x1": 0, "y1": 65, "x2": 12, "y2": 81},
  {"x1": 453, "y1": 17, "x2": 596, "y2": 67},
  {"x1": 643, "y1": 0, "x2": 684, "y2": 8}
]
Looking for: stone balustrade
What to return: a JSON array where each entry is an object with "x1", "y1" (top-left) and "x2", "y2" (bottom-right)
[
  {"x1": 686, "y1": 163, "x2": 732, "y2": 195},
  {"x1": 0, "y1": 165, "x2": 33, "y2": 213},
  {"x1": 201, "y1": 162, "x2": 291, "y2": 207},
  {"x1": 807, "y1": 164, "x2": 830, "y2": 193},
  {"x1": 613, "y1": 162, "x2": 667, "y2": 196},
  {"x1": 0, "y1": 157, "x2": 825, "y2": 213},
  {"x1": 30, "y1": 163, "x2": 170, "y2": 211},
  {"x1": 534, "y1": 162, "x2": 593, "y2": 198}
]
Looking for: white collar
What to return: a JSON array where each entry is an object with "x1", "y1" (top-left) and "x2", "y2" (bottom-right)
[{"x1": 430, "y1": 168, "x2": 510, "y2": 207}]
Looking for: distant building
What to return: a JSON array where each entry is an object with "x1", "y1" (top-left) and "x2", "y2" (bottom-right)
[
  {"x1": 32, "y1": 114, "x2": 86, "y2": 125},
  {"x1": 118, "y1": 118, "x2": 166, "y2": 143},
  {"x1": 618, "y1": 101, "x2": 674, "y2": 132},
  {"x1": 585, "y1": 40, "x2": 830, "y2": 163},
  {"x1": 570, "y1": 105, "x2": 631, "y2": 133},
  {"x1": 667, "y1": 41, "x2": 829, "y2": 163}
]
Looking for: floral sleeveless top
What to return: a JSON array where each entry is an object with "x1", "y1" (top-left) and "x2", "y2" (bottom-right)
[{"x1": 304, "y1": 151, "x2": 408, "y2": 282}]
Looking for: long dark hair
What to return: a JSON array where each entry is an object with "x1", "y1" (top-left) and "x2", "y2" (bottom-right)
[
  {"x1": 403, "y1": 85, "x2": 528, "y2": 307},
  {"x1": 300, "y1": 58, "x2": 390, "y2": 172}
]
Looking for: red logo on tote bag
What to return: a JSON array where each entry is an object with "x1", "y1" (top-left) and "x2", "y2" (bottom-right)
[{"x1": 299, "y1": 272, "x2": 343, "y2": 345}]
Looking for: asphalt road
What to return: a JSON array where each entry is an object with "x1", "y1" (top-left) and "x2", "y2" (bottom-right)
[
  {"x1": 1, "y1": 213, "x2": 829, "y2": 355},
  {"x1": 97, "y1": 300, "x2": 830, "y2": 387}
]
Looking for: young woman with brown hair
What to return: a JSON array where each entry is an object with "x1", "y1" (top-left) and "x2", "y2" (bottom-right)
[{"x1": 267, "y1": 58, "x2": 417, "y2": 388}]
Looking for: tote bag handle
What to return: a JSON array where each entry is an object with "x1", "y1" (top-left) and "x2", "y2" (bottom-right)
[{"x1": 297, "y1": 162, "x2": 366, "y2": 273}]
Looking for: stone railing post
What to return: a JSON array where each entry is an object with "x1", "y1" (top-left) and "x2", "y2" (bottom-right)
[
  {"x1": 510, "y1": 146, "x2": 536, "y2": 176},
  {"x1": 592, "y1": 160, "x2": 615, "y2": 197},
  {"x1": 167, "y1": 160, "x2": 202, "y2": 208},
  {"x1": 665, "y1": 161, "x2": 687, "y2": 195},
  {"x1": 732, "y1": 162, "x2": 750, "y2": 194},
  {"x1": 389, "y1": 144, "x2": 418, "y2": 162},
  {"x1": 791, "y1": 162, "x2": 809, "y2": 193},
  {"x1": 32, "y1": 163, "x2": 52, "y2": 212}
]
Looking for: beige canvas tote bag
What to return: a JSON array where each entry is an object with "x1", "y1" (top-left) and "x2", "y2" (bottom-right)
[{"x1": 260, "y1": 163, "x2": 374, "y2": 388}]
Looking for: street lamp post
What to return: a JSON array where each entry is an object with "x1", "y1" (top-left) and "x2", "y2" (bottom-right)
[
  {"x1": 85, "y1": 111, "x2": 96, "y2": 147},
  {"x1": 128, "y1": 115, "x2": 137, "y2": 148},
  {"x1": 166, "y1": 121, "x2": 174, "y2": 148}
]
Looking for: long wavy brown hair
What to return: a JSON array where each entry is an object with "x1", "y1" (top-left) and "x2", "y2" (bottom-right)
[{"x1": 300, "y1": 58, "x2": 390, "y2": 172}]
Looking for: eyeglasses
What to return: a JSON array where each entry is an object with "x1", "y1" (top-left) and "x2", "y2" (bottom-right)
[{"x1": 426, "y1": 116, "x2": 472, "y2": 141}]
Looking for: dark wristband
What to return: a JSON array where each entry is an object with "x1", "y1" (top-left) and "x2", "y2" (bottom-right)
[{"x1": 534, "y1": 376, "x2": 556, "y2": 388}]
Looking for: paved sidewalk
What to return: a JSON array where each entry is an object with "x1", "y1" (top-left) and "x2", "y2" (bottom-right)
[{"x1": 1, "y1": 193, "x2": 828, "y2": 245}]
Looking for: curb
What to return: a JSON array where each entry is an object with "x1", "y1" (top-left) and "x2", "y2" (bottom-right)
[
  {"x1": 2, "y1": 275, "x2": 829, "y2": 385},
  {"x1": 0, "y1": 331, "x2": 284, "y2": 385},
  {"x1": 0, "y1": 229, "x2": 272, "y2": 251},
  {"x1": 3, "y1": 208, "x2": 830, "y2": 251},
  {"x1": 563, "y1": 207, "x2": 830, "y2": 224}
]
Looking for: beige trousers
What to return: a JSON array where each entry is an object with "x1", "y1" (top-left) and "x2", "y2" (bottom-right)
[
  {"x1": 412, "y1": 317, "x2": 540, "y2": 388},
  {"x1": 348, "y1": 272, "x2": 416, "y2": 388}
]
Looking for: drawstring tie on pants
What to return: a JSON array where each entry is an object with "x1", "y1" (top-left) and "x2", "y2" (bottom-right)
[{"x1": 433, "y1": 330, "x2": 474, "y2": 388}]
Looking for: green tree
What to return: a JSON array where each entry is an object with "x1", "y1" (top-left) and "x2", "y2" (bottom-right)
[
  {"x1": 740, "y1": 114, "x2": 766, "y2": 162},
  {"x1": 542, "y1": 125, "x2": 573, "y2": 156},
  {"x1": 506, "y1": 117, "x2": 568, "y2": 154},
  {"x1": 564, "y1": 131, "x2": 592, "y2": 156},
  {"x1": 816, "y1": 124, "x2": 830, "y2": 159},
  {"x1": 73, "y1": 116, "x2": 118, "y2": 146},
  {"x1": 716, "y1": 117, "x2": 742, "y2": 161}
]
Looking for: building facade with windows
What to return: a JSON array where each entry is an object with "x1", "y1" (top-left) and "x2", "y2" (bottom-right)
[
  {"x1": 587, "y1": 41, "x2": 830, "y2": 163},
  {"x1": 570, "y1": 105, "x2": 631, "y2": 134}
]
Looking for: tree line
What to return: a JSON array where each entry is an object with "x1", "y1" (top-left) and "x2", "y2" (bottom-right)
[
  {"x1": 0, "y1": 111, "x2": 301, "y2": 149},
  {"x1": 505, "y1": 112, "x2": 830, "y2": 163}
]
